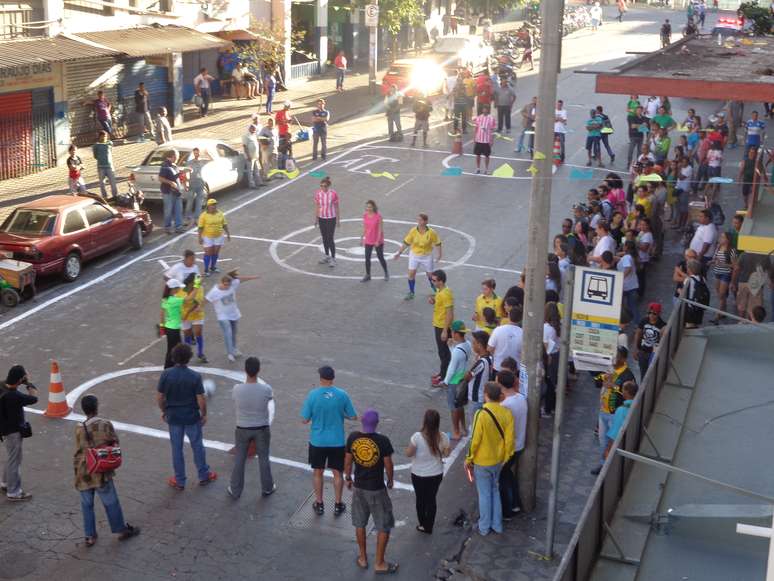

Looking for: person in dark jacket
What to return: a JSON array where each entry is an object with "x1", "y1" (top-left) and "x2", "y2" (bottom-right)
[{"x1": 0, "y1": 365, "x2": 38, "y2": 501}]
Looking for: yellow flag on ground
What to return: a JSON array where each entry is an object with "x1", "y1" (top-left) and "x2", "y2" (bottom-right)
[
  {"x1": 533, "y1": 151, "x2": 546, "y2": 160},
  {"x1": 492, "y1": 163, "x2": 514, "y2": 178}
]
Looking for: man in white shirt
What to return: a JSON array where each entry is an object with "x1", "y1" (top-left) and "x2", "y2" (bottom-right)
[
  {"x1": 164, "y1": 249, "x2": 200, "y2": 282},
  {"x1": 497, "y1": 369, "x2": 527, "y2": 516},
  {"x1": 589, "y1": 220, "x2": 616, "y2": 265},
  {"x1": 689, "y1": 209, "x2": 717, "y2": 266},
  {"x1": 241, "y1": 124, "x2": 260, "y2": 188},
  {"x1": 487, "y1": 307, "x2": 523, "y2": 372},
  {"x1": 645, "y1": 96, "x2": 661, "y2": 119},
  {"x1": 193, "y1": 67, "x2": 214, "y2": 117},
  {"x1": 554, "y1": 99, "x2": 568, "y2": 162}
]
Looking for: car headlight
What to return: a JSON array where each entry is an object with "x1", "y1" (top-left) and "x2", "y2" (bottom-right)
[{"x1": 410, "y1": 61, "x2": 444, "y2": 94}]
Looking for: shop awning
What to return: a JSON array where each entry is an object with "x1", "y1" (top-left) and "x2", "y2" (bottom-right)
[
  {"x1": 213, "y1": 29, "x2": 283, "y2": 45},
  {"x1": 74, "y1": 25, "x2": 231, "y2": 57},
  {"x1": 589, "y1": 35, "x2": 774, "y2": 103},
  {"x1": 0, "y1": 34, "x2": 119, "y2": 68}
]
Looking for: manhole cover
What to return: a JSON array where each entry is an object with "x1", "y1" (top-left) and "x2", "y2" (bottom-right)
[
  {"x1": 0, "y1": 551, "x2": 38, "y2": 579},
  {"x1": 289, "y1": 487, "x2": 374, "y2": 537}
]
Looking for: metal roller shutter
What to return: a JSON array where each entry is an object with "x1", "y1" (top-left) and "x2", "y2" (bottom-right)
[
  {"x1": 65, "y1": 57, "x2": 119, "y2": 146},
  {"x1": 117, "y1": 58, "x2": 170, "y2": 134},
  {"x1": 0, "y1": 91, "x2": 33, "y2": 180},
  {"x1": 31, "y1": 87, "x2": 56, "y2": 172}
]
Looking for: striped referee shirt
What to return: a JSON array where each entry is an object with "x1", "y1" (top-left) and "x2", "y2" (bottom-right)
[
  {"x1": 468, "y1": 355, "x2": 492, "y2": 404},
  {"x1": 314, "y1": 188, "x2": 339, "y2": 219}
]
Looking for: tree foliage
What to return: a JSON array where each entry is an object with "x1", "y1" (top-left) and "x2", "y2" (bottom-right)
[
  {"x1": 355, "y1": 0, "x2": 423, "y2": 35},
  {"x1": 739, "y1": 1, "x2": 773, "y2": 35}
]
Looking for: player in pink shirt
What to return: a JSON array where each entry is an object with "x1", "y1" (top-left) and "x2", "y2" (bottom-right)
[
  {"x1": 360, "y1": 200, "x2": 389, "y2": 282},
  {"x1": 314, "y1": 177, "x2": 340, "y2": 266},
  {"x1": 473, "y1": 104, "x2": 496, "y2": 175}
]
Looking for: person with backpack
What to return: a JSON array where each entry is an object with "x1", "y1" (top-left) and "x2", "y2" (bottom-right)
[
  {"x1": 440, "y1": 321, "x2": 472, "y2": 440},
  {"x1": 74, "y1": 395, "x2": 140, "y2": 546},
  {"x1": 683, "y1": 259, "x2": 710, "y2": 328},
  {"x1": 465, "y1": 331, "x2": 493, "y2": 414},
  {"x1": 595, "y1": 105, "x2": 616, "y2": 165},
  {"x1": 0, "y1": 365, "x2": 38, "y2": 501}
]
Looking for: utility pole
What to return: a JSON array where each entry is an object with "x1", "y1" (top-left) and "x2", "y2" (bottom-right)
[
  {"x1": 367, "y1": 1, "x2": 379, "y2": 94},
  {"x1": 518, "y1": 0, "x2": 564, "y2": 512}
]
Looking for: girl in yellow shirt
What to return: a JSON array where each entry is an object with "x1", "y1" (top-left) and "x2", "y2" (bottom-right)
[{"x1": 182, "y1": 273, "x2": 207, "y2": 363}]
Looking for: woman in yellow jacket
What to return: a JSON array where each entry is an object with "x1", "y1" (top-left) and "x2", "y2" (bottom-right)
[{"x1": 182, "y1": 273, "x2": 207, "y2": 363}]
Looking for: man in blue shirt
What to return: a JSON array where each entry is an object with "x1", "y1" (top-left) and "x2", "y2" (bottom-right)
[
  {"x1": 301, "y1": 366, "x2": 357, "y2": 517},
  {"x1": 603, "y1": 381, "x2": 638, "y2": 460},
  {"x1": 157, "y1": 150, "x2": 183, "y2": 235},
  {"x1": 585, "y1": 109, "x2": 604, "y2": 168},
  {"x1": 156, "y1": 344, "x2": 216, "y2": 490},
  {"x1": 745, "y1": 110, "x2": 766, "y2": 155}
]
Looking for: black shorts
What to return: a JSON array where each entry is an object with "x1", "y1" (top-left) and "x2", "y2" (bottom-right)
[
  {"x1": 473, "y1": 142, "x2": 491, "y2": 157},
  {"x1": 308, "y1": 444, "x2": 345, "y2": 471}
]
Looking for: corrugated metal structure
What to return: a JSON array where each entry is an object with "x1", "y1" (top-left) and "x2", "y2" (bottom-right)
[
  {"x1": 65, "y1": 56, "x2": 119, "y2": 146},
  {"x1": 76, "y1": 26, "x2": 231, "y2": 57},
  {"x1": 0, "y1": 34, "x2": 119, "y2": 67},
  {"x1": 0, "y1": 87, "x2": 54, "y2": 179},
  {"x1": 117, "y1": 57, "x2": 170, "y2": 134}
]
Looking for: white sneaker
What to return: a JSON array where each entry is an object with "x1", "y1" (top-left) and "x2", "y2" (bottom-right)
[
  {"x1": 329, "y1": 258, "x2": 336, "y2": 267},
  {"x1": 318, "y1": 256, "x2": 330, "y2": 264},
  {"x1": 227, "y1": 354, "x2": 236, "y2": 362}
]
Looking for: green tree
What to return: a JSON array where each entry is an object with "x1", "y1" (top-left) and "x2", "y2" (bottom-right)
[
  {"x1": 739, "y1": 1, "x2": 773, "y2": 35},
  {"x1": 355, "y1": 0, "x2": 423, "y2": 35}
]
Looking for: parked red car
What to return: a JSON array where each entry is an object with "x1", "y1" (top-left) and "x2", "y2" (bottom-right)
[{"x1": 0, "y1": 195, "x2": 153, "y2": 282}]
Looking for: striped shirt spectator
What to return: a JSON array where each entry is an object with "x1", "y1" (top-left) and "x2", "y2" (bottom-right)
[
  {"x1": 314, "y1": 188, "x2": 339, "y2": 219},
  {"x1": 474, "y1": 113, "x2": 496, "y2": 144}
]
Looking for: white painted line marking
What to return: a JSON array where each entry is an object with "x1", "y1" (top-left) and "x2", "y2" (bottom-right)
[
  {"x1": 444, "y1": 434, "x2": 470, "y2": 476},
  {"x1": 281, "y1": 235, "x2": 321, "y2": 263},
  {"x1": 384, "y1": 176, "x2": 416, "y2": 197},
  {"x1": 117, "y1": 336, "x2": 164, "y2": 366},
  {"x1": 158, "y1": 259, "x2": 170, "y2": 270}
]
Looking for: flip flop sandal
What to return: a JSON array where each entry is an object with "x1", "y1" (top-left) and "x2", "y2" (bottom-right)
[
  {"x1": 375, "y1": 562, "x2": 399, "y2": 575},
  {"x1": 84, "y1": 536, "x2": 97, "y2": 547},
  {"x1": 356, "y1": 557, "x2": 368, "y2": 570}
]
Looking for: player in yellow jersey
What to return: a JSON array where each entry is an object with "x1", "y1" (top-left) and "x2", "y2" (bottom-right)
[
  {"x1": 181, "y1": 273, "x2": 207, "y2": 363},
  {"x1": 198, "y1": 198, "x2": 231, "y2": 276},
  {"x1": 393, "y1": 213, "x2": 442, "y2": 300}
]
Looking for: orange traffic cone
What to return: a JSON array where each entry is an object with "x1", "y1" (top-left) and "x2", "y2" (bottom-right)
[
  {"x1": 44, "y1": 360, "x2": 71, "y2": 418},
  {"x1": 553, "y1": 135, "x2": 563, "y2": 167}
]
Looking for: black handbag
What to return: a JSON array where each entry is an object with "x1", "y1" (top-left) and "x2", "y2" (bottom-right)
[{"x1": 19, "y1": 421, "x2": 32, "y2": 439}]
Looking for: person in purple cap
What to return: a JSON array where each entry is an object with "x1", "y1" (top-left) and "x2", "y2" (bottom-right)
[{"x1": 344, "y1": 409, "x2": 398, "y2": 574}]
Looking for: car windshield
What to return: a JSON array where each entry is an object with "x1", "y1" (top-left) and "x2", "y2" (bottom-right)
[
  {"x1": 0, "y1": 209, "x2": 57, "y2": 236},
  {"x1": 143, "y1": 148, "x2": 194, "y2": 166},
  {"x1": 386, "y1": 66, "x2": 410, "y2": 77},
  {"x1": 434, "y1": 37, "x2": 471, "y2": 53}
]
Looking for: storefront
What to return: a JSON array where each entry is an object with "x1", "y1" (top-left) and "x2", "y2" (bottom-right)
[
  {"x1": 0, "y1": 61, "x2": 61, "y2": 179},
  {"x1": 64, "y1": 57, "x2": 121, "y2": 147},
  {"x1": 117, "y1": 57, "x2": 171, "y2": 131}
]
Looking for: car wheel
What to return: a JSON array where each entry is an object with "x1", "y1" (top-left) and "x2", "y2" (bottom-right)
[
  {"x1": 130, "y1": 223, "x2": 143, "y2": 250},
  {"x1": 1, "y1": 288, "x2": 19, "y2": 308},
  {"x1": 63, "y1": 252, "x2": 82, "y2": 282}
]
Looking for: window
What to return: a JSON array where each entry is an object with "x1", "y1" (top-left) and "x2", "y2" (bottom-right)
[
  {"x1": 62, "y1": 210, "x2": 87, "y2": 234},
  {"x1": 83, "y1": 203, "x2": 114, "y2": 226},
  {"x1": 143, "y1": 149, "x2": 191, "y2": 166},
  {"x1": 0, "y1": 209, "x2": 56, "y2": 235},
  {"x1": 216, "y1": 144, "x2": 238, "y2": 158},
  {"x1": 64, "y1": 0, "x2": 113, "y2": 16}
]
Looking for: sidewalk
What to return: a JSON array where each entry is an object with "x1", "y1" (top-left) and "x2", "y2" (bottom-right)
[{"x1": 0, "y1": 64, "x2": 385, "y2": 221}]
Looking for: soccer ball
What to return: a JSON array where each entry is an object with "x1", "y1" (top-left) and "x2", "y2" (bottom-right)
[{"x1": 203, "y1": 379, "x2": 216, "y2": 398}]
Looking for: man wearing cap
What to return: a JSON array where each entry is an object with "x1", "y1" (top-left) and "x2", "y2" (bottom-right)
[
  {"x1": 197, "y1": 199, "x2": 230, "y2": 276},
  {"x1": 465, "y1": 382, "x2": 514, "y2": 536},
  {"x1": 301, "y1": 366, "x2": 357, "y2": 517},
  {"x1": 592, "y1": 347, "x2": 636, "y2": 475},
  {"x1": 633, "y1": 303, "x2": 666, "y2": 380},
  {"x1": 0, "y1": 366, "x2": 38, "y2": 501},
  {"x1": 441, "y1": 321, "x2": 472, "y2": 440},
  {"x1": 344, "y1": 410, "x2": 398, "y2": 574}
]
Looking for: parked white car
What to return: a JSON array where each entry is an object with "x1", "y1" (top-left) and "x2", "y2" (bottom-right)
[
  {"x1": 431, "y1": 35, "x2": 493, "y2": 72},
  {"x1": 130, "y1": 139, "x2": 246, "y2": 199}
]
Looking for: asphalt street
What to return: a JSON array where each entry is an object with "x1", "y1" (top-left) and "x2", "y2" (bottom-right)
[{"x1": 0, "y1": 6, "x2": 727, "y2": 580}]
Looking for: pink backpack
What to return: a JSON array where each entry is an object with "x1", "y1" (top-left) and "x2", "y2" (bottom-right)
[{"x1": 608, "y1": 188, "x2": 628, "y2": 216}]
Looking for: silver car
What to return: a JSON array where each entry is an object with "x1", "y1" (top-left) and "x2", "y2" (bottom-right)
[{"x1": 130, "y1": 139, "x2": 246, "y2": 200}]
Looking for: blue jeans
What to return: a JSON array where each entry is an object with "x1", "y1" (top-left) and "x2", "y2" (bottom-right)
[
  {"x1": 97, "y1": 167, "x2": 118, "y2": 199},
  {"x1": 80, "y1": 479, "x2": 126, "y2": 537},
  {"x1": 336, "y1": 68, "x2": 345, "y2": 89},
  {"x1": 98, "y1": 117, "x2": 113, "y2": 136},
  {"x1": 623, "y1": 288, "x2": 639, "y2": 322},
  {"x1": 598, "y1": 412, "x2": 614, "y2": 464},
  {"x1": 218, "y1": 319, "x2": 238, "y2": 356},
  {"x1": 517, "y1": 128, "x2": 534, "y2": 153},
  {"x1": 163, "y1": 192, "x2": 183, "y2": 230},
  {"x1": 185, "y1": 183, "x2": 205, "y2": 222},
  {"x1": 473, "y1": 463, "x2": 503, "y2": 534},
  {"x1": 265, "y1": 91, "x2": 274, "y2": 114},
  {"x1": 168, "y1": 422, "x2": 210, "y2": 486},
  {"x1": 199, "y1": 88, "x2": 211, "y2": 116}
]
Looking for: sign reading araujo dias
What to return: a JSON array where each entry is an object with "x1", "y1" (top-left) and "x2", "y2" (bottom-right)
[{"x1": 570, "y1": 266, "x2": 623, "y2": 371}]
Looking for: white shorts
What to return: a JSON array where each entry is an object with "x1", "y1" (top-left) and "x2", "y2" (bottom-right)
[
  {"x1": 181, "y1": 319, "x2": 204, "y2": 331},
  {"x1": 408, "y1": 252, "x2": 434, "y2": 273},
  {"x1": 202, "y1": 235, "x2": 225, "y2": 248}
]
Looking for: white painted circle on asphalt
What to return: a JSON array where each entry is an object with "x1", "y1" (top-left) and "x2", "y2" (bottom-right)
[{"x1": 269, "y1": 218, "x2": 476, "y2": 280}]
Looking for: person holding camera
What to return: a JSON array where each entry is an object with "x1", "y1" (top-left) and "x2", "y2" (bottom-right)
[{"x1": 0, "y1": 365, "x2": 38, "y2": 501}]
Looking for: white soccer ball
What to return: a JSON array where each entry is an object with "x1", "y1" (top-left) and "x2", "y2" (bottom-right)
[{"x1": 203, "y1": 379, "x2": 216, "y2": 398}]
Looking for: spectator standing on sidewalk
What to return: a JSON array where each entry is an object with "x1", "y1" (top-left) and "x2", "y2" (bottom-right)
[
  {"x1": 411, "y1": 93, "x2": 433, "y2": 147},
  {"x1": 242, "y1": 124, "x2": 261, "y2": 188},
  {"x1": 488, "y1": 305, "x2": 524, "y2": 373},
  {"x1": 633, "y1": 303, "x2": 666, "y2": 380},
  {"x1": 134, "y1": 83, "x2": 154, "y2": 141},
  {"x1": 406, "y1": 409, "x2": 450, "y2": 534},
  {"x1": 627, "y1": 105, "x2": 648, "y2": 168},
  {"x1": 302, "y1": 366, "x2": 358, "y2": 517},
  {"x1": 498, "y1": 369, "x2": 526, "y2": 518},
  {"x1": 92, "y1": 131, "x2": 118, "y2": 199},
  {"x1": 517, "y1": 97, "x2": 537, "y2": 155},
  {"x1": 554, "y1": 100, "x2": 568, "y2": 162},
  {"x1": 90, "y1": 90, "x2": 113, "y2": 136},
  {"x1": 157, "y1": 149, "x2": 183, "y2": 234},
  {"x1": 264, "y1": 71, "x2": 276, "y2": 114},
  {"x1": 473, "y1": 104, "x2": 496, "y2": 175},
  {"x1": 156, "y1": 344, "x2": 217, "y2": 490},
  {"x1": 602, "y1": 381, "x2": 638, "y2": 459},
  {"x1": 312, "y1": 98, "x2": 330, "y2": 161},
  {"x1": 385, "y1": 85, "x2": 403, "y2": 142},
  {"x1": 345, "y1": 410, "x2": 398, "y2": 574},
  {"x1": 67, "y1": 145, "x2": 86, "y2": 194},
  {"x1": 441, "y1": 320, "x2": 472, "y2": 440},
  {"x1": 429, "y1": 270, "x2": 454, "y2": 387},
  {"x1": 0, "y1": 365, "x2": 37, "y2": 501},
  {"x1": 334, "y1": 51, "x2": 347, "y2": 92},
  {"x1": 258, "y1": 118, "x2": 276, "y2": 183},
  {"x1": 185, "y1": 147, "x2": 207, "y2": 223},
  {"x1": 465, "y1": 382, "x2": 514, "y2": 536},
  {"x1": 494, "y1": 78, "x2": 516, "y2": 134},
  {"x1": 74, "y1": 395, "x2": 140, "y2": 546},
  {"x1": 227, "y1": 357, "x2": 277, "y2": 500},
  {"x1": 154, "y1": 107, "x2": 172, "y2": 145},
  {"x1": 193, "y1": 68, "x2": 214, "y2": 117},
  {"x1": 689, "y1": 209, "x2": 718, "y2": 270}
]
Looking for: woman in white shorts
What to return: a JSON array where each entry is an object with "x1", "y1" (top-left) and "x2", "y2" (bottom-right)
[
  {"x1": 181, "y1": 273, "x2": 207, "y2": 363},
  {"x1": 197, "y1": 199, "x2": 230, "y2": 276},
  {"x1": 393, "y1": 213, "x2": 442, "y2": 300}
]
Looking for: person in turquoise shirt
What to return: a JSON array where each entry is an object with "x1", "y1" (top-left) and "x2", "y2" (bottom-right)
[
  {"x1": 91, "y1": 131, "x2": 117, "y2": 199},
  {"x1": 603, "y1": 381, "x2": 638, "y2": 459},
  {"x1": 585, "y1": 109, "x2": 603, "y2": 167}
]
